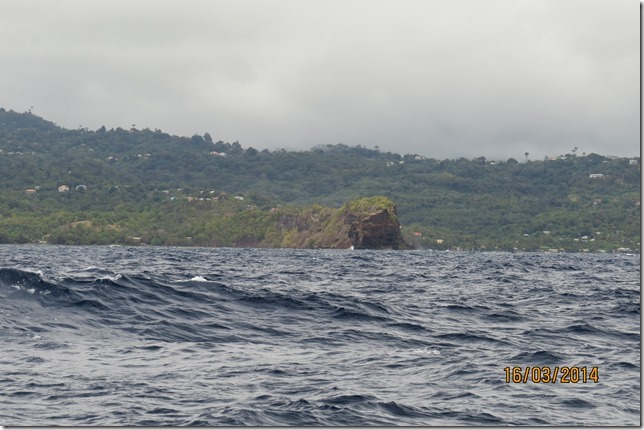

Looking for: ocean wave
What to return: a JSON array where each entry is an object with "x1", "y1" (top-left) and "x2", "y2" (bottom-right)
[{"x1": 0, "y1": 247, "x2": 639, "y2": 426}]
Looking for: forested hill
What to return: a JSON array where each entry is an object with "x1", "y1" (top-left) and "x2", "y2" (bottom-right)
[{"x1": 0, "y1": 108, "x2": 640, "y2": 252}]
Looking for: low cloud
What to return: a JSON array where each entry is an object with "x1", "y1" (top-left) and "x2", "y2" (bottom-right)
[{"x1": 0, "y1": 0, "x2": 638, "y2": 159}]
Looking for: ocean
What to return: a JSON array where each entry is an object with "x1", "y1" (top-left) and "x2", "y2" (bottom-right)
[{"x1": 0, "y1": 245, "x2": 640, "y2": 426}]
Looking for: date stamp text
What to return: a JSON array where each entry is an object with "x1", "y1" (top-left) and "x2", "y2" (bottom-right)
[{"x1": 503, "y1": 366, "x2": 599, "y2": 383}]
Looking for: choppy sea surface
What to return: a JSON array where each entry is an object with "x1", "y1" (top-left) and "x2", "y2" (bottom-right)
[{"x1": 0, "y1": 245, "x2": 640, "y2": 426}]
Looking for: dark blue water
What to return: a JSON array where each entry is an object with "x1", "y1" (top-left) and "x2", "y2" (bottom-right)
[{"x1": 0, "y1": 245, "x2": 640, "y2": 426}]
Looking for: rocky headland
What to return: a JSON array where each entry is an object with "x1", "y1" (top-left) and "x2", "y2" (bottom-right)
[{"x1": 277, "y1": 196, "x2": 406, "y2": 250}]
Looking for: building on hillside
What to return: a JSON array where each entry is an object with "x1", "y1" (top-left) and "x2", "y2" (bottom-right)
[
  {"x1": 589, "y1": 174, "x2": 604, "y2": 179},
  {"x1": 58, "y1": 185, "x2": 70, "y2": 192},
  {"x1": 25, "y1": 189, "x2": 37, "y2": 195}
]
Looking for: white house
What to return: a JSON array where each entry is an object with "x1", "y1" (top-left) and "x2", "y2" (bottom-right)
[{"x1": 589, "y1": 174, "x2": 604, "y2": 179}]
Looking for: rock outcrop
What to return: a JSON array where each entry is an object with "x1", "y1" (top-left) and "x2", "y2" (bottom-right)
[
  {"x1": 346, "y1": 206, "x2": 404, "y2": 249},
  {"x1": 278, "y1": 196, "x2": 406, "y2": 250}
]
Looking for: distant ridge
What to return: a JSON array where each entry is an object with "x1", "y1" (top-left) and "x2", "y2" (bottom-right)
[{"x1": 0, "y1": 108, "x2": 639, "y2": 252}]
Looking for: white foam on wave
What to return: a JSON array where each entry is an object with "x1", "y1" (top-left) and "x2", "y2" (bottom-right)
[
  {"x1": 11, "y1": 283, "x2": 50, "y2": 296},
  {"x1": 416, "y1": 347, "x2": 441, "y2": 355},
  {"x1": 177, "y1": 275, "x2": 213, "y2": 283},
  {"x1": 97, "y1": 273, "x2": 123, "y2": 282},
  {"x1": 10, "y1": 284, "x2": 36, "y2": 294}
]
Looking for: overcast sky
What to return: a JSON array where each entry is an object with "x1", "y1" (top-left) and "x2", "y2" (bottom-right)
[{"x1": 0, "y1": 0, "x2": 639, "y2": 159}]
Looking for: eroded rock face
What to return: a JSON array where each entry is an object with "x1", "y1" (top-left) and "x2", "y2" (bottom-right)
[
  {"x1": 280, "y1": 197, "x2": 406, "y2": 250},
  {"x1": 347, "y1": 207, "x2": 404, "y2": 250}
]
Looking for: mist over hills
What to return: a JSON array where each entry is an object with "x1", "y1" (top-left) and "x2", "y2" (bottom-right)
[{"x1": 0, "y1": 108, "x2": 639, "y2": 252}]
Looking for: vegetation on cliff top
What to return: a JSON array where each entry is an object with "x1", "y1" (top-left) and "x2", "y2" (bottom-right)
[
  {"x1": 347, "y1": 196, "x2": 396, "y2": 215},
  {"x1": 0, "y1": 108, "x2": 639, "y2": 251}
]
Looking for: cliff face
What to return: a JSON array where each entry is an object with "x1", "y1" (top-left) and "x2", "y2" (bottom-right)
[
  {"x1": 347, "y1": 207, "x2": 404, "y2": 249},
  {"x1": 279, "y1": 197, "x2": 406, "y2": 250}
]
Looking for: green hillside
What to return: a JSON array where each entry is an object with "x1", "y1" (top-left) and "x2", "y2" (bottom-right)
[{"x1": 0, "y1": 108, "x2": 639, "y2": 252}]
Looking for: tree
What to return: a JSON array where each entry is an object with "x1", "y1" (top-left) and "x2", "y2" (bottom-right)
[{"x1": 230, "y1": 141, "x2": 243, "y2": 154}]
